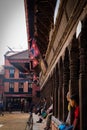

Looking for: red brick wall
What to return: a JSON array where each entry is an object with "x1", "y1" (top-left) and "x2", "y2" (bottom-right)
[
  {"x1": 4, "y1": 82, "x2": 9, "y2": 92},
  {"x1": 14, "y1": 68, "x2": 19, "y2": 78},
  {"x1": 24, "y1": 82, "x2": 28, "y2": 92},
  {"x1": 14, "y1": 82, "x2": 18, "y2": 92}
]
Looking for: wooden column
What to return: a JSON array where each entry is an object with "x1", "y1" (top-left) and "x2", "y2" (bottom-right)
[
  {"x1": 63, "y1": 48, "x2": 70, "y2": 122},
  {"x1": 53, "y1": 68, "x2": 56, "y2": 117},
  {"x1": 58, "y1": 57, "x2": 63, "y2": 120},
  {"x1": 52, "y1": 70, "x2": 56, "y2": 116},
  {"x1": 48, "y1": 78, "x2": 52, "y2": 106},
  {"x1": 41, "y1": 76, "x2": 53, "y2": 108},
  {"x1": 69, "y1": 35, "x2": 79, "y2": 95},
  {"x1": 69, "y1": 34, "x2": 79, "y2": 124},
  {"x1": 78, "y1": 17, "x2": 87, "y2": 130},
  {"x1": 54, "y1": 63, "x2": 59, "y2": 118}
]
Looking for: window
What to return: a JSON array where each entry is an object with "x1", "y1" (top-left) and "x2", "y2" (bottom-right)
[
  {"x1": 36, "y1": 91, "x2": 40, "y2": 97},
  {"x1": 9, "y1": 68, "x2": 15, "y2": 78},
  {"x1": 0, "y1": 79, "x2": 2, "y2": 85},
  {"x1": 19, "y1": 83, "x2": 23, "y2": 93},
  {"x1": 28, "y1": 83, "x2": 32, "y2": 94},
  {"x1": 9, "y1": 83, "x2": 14, "y2": 92},
  {"x1": 19, "y1": 72, "x2": 26, "y2": 78}
]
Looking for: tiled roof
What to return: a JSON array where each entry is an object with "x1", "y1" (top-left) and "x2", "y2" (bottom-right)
[{"x1": 5, "y1": 50, "x2": 29, "y2": 60}]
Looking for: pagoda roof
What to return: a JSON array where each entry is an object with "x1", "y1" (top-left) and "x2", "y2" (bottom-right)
[
  {"x1": 5, "y1": 50, "x2": 30, "y2": 73},
  {"x1": 5, "y1": 50, "x2": 29, "y2": 60}
]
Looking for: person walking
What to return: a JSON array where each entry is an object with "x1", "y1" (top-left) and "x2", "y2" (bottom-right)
[{"x1": 0, "y1": 100, "x2": 4, "y2": 116}]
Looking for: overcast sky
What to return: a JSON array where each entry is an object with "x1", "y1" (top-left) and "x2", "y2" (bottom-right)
[{"x1": 0, "y1": 0, "x2": 28, "y2": 66}]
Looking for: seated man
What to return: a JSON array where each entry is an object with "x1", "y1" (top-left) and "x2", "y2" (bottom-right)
[
  {"x1": 0, "y1": 101, "x2": 4, "y2": 116},
  {"x1": 44, "y1": 103, "x2": 53, "y2": 130},
  {"x1": 65, "y1": 92, "x2": 71, "y2": 125},
  {"x1": 58, "y1": 91, "x2": 71, "y2": 130},
  {"x1": 37, "y1": 97, "x2": 47, "y2": 123},
  {"x1": 35, "y1": 97, "x2": 44, "y2": 115},
  {"x1": 59, "y1": 91, "x2": 71, "y2": 126}
]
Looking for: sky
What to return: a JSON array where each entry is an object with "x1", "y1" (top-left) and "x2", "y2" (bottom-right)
[{"x1": 0, "y1": 0, "x2": 28, "y2": 66}]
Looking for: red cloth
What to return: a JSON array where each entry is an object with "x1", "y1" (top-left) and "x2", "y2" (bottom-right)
[
  {"x1": 75, "y1": 106, "x2": 79, "y2": 118},
  {"x1": 73, "y1": 106, "x2": 80, "y2": 130}
]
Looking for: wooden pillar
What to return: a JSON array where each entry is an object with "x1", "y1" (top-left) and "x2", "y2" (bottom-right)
[
  {"x1": 50, "y1": 74, "x2": 54, "y2": 98},
  {"x1": 54, "y1": 63, "x2": 59, "y2": 118},
  {"x1": 62, "y1": 48, "x2": 70, "y2": 122},
  {"x1": 78, "y1": 17, "x2": 87, "y2": 130},
  {"x1": 69, "y1": 34, "x2": 79, "y2": 95},
  {"x1": 52, "y1": 70, "x2": 56, "y2": 116},
  {"x1": 53, "y1": 69, "x2": 58, "y2": 117},
  {"x1": 53, "y1": 68, "x2": 57, "y2": 117},
  {"x1": 41, "y1": 76, "x2": 53, "y2": 108},
  {"x1": 69, "y1": 34, "x2": 79, "y2": 124},
  {"x1": 48, "y1": 77, "x2": 53, "y2": 106},
  {"x1": 58, "y1": 57, "x2": 63, "y2": 120}
]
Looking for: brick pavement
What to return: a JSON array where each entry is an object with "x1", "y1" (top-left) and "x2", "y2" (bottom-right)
[
  {"x1": 0, "y1": 112, "x2": 29, "y2": 130},
  {"x1": 0, "y1": 112, "x2": 46, "y2": 130}
]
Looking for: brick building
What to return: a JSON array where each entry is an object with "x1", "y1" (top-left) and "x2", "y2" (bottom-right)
[
  {"x1": 4, "y1": 50, "x2": 40, "y2": 111},
  {"x1": 24, "y1": 0, "x2": 87, "y2": 129},
  {"x1": 0, "y1": 66, "x2": 4, "y2": 102}
]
